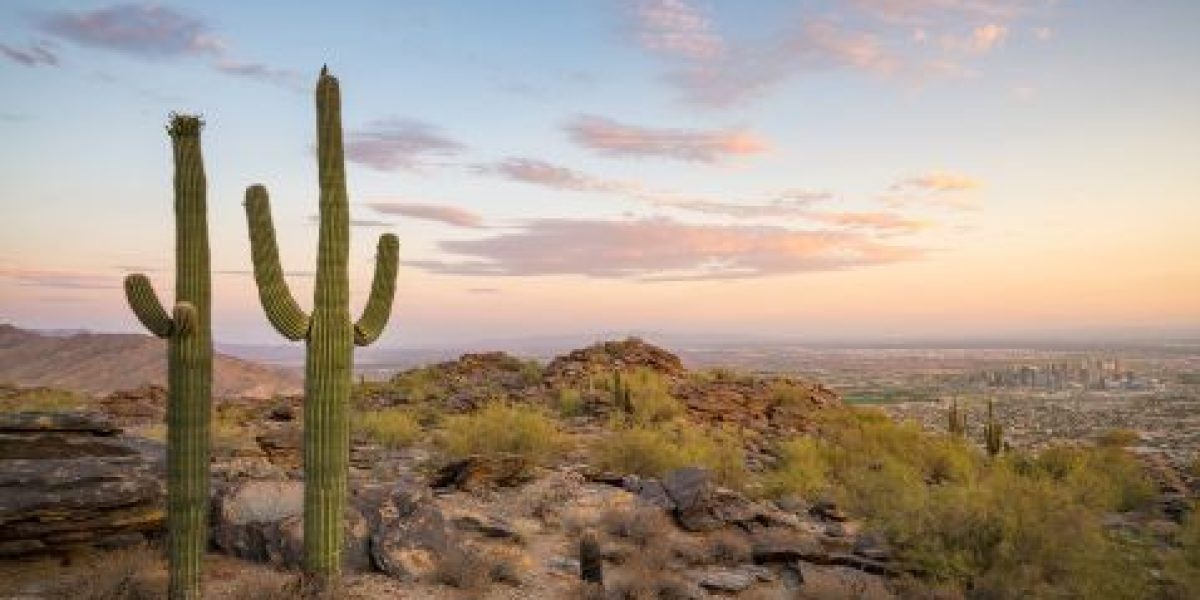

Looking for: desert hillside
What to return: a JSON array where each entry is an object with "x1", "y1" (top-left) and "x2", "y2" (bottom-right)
[{"x1": 0, "y1": 324, "x2": 301, "y2": 397}]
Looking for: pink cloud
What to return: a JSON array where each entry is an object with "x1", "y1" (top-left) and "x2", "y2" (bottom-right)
[
  {"x1": 565, "y1": 115, "x2": 768, "y2": 163},
  {"x1": 345, "y1": 119, "x2": 465, "y2": 171},
  {"x1": 409, "y1": 217, "x2": 921, "y2": 280},
  {"x1": 368, "y1": 202, "x2": 483, "y2": 228},
  {"x1": 632, "y1": 0, "x2": 726, "y2": 60}
]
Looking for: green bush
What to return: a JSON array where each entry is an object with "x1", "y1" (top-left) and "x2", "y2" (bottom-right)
[
  {"x1": 610, "y1": 368, "x2": 682, "y2": 426},
  {"x1": 439, "y1": 402, "x2": 561, "y2": 462},
  {"x1": 354, "y1": 408, "x2": 422, "y2": 449},
  {"x1": 591, "y1": 421, "x2": 747, "y2": 487},
  {"x1": 765, "y1": 406, "x2": 1161, "y2": 598},
  {"x1": 0, "y1": 386, "x2": 85, "y2": 412},
  {"x1": 1095, "y1": 428, "x2": 1141, "y2": 448},
  {"x1": 556, "y1": 388, "x2": 586, "y2": 417}
]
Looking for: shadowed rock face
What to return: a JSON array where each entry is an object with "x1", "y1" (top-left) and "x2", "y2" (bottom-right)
[{"x1": 0, "y1": 412, "x2": 165, "y2": 557}]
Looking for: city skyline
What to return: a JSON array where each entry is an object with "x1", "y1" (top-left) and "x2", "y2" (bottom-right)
[{"x1": 1, "y1": 1, "x2": 1198, "y2": 346}]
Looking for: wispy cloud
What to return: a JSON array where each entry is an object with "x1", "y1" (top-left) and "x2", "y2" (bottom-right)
[
  {"x1": 36, "y1": 4, "x2": 299, "y2": 89},
  {"x1": 565, "y1": 115, "x2": 768, "y2": 163},
  {"x1": 0, "y1": 268, "x2": 117, "y2": 289},
  {"x1": 410, "y1": 217, "x2": 920, "y2": 281},
  {"x1": 38, "y1": 3, "x2": 221, "y2": 58},
  {"x1": 891, "y1": 171, "x2": 980, "y2": 193},
  {"x1": 213, "y1": 58, "x2": 303, "y2": 89},
  {"x1": 367, "y1": 202, "x2": 483, "y2": 228},
  {"x1": 885, "y1": 170, "x2": 982, "y2": 210},
  {"x1": 345, "y1": 119, "x2": 465, "y2": 171},
  {"x1": 481, "y1": 157, "x2": 843, "y2": 220},
  {"x1": 481, "y1": 157, "x2": 634, "y2": 193},
  {"x1": 805, "y1": 211, "x2": 934, "y2": 234},
  {"x1": 627, "y1": 0, "x2": 1050, "y2": 106},
  {"x1": 940, "y1": 24, "x2": 1008, "y2": 54},
  {"x1": 466, "y1": 287, "x2": 500, "y2": 294},
  {"x1": 632, "y1": 0, "x2": 726, "y2": 60},
  {"x1": 0, "y1": 40, "x2": 59, "y2": 67}
]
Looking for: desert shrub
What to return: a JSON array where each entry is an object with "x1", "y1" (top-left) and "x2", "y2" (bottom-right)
[
  {"x1": 433, "y1": 544, "x2": 527, "y2": 589},
  {"x1": 518, "y1": 359, "x2": 544, "y2": 385},
  {"x1": 599, "y1": 506, "x2": 674, "y2": 547},
  {"x1": 0, "y1": 386, "x2": 85, "y2": 412},
  {"x1": 591, "y1": 421, "x2": 747, "y2": 487},
  {"x1": 611, "y1": 367, "x2": 682, "y2": 426},
  {"x1": 354, "y1": 407, "x2": 421, "y2": 448},
  {"x1": 47, "y1": 544, "x2": 163, "y2": 600},
  {"x1": 770, "y1": 380, "x2": 814, "y2": 406},
  {"x1": 765, "y1": 406, "x2": 1161, "y2": 598},
  {"x1": 387, "y1": 366, "x2": 444, "y2": 403},
  {"x1": 1162, "y1": 504, "x2": 1200, "y2": 599},
  {"x1": 1096, "y1": 428, "x2": 1141, "y2": 448},
  {"x1": 556, "y1": 387, "x2": 586, "y2": 417},
  {"x1": 439, "y1": 402, "x2": 561, "y2": 462}
]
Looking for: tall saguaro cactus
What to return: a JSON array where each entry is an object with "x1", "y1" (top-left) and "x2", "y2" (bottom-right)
[
  {"x1": 244, "y1": 67, "x2": 400, "y2": 585},
  {"x1": 123, "y1": 114, "x2": 212, "y2": 600}
]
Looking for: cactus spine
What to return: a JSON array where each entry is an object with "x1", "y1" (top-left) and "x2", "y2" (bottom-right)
[
  {"x1": 984, "y1": 399, "x2": 1004, "y2": 457},
  {"x1": 123, "y1": 114, "x2": 211, "y2": 600},
  {"x1": 244, "y1": 67, "x2": 400, "y2": 585},
  {"x1": 947, "y1": 397, "x2": 967, "y2": 436}
]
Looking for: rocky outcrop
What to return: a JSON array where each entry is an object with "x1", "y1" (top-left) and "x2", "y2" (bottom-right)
[
  {"x1": 545, "y1": 337, "x2": 685, "y2": 381},
  {"x1": 0, "y1": 412, "x2": 165, "y2": 557},
  {"x1": 431, "y1": 454, "x2": 534, "y2": 492}
]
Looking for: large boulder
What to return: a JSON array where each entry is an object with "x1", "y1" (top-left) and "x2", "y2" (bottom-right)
[
  {"x1": 356, "y1": 480, "x2": 455, "y2": 582},
  {"x1": 0, "y1": 411, "x2": 165, "y2": 557},
  {"x1": 211, "y1": 480, "x2": 371, "y2": 572}
]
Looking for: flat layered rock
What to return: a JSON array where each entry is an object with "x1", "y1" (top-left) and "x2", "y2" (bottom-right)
[{"x1": 0, "y1": 411, "x2": 164, "y2": 557}]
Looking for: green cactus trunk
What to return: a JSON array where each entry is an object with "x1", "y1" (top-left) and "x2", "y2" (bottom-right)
[
  {"x1": 984, "y1": 400, "x2": 1004, "y2": 457},
  {"x1": 245, "y1": 67, "x2": 400, "y2": 587},
  {"x1": 947, "y1": 398, "x2": 966, "y2": 436},
  {"x1": 123, "y1": 115, "x2": 211, "y2": 600}
]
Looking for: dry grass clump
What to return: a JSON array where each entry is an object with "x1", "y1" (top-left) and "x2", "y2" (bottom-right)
[
  {"x1": 599, "y1": 506, "x2": 675, "y2": 548},
  {"x1": 354, "y1": 407, "x2": 422, "y2": 448},
  {"x1": 432, "y1": 544, "x2": 528, "y2": 590},
  {"x1": 0, "y1": 385, "x2": 85, "y2": 412},
  {"x1": 439, "y1": 402, "x2": 562, "y2": 463},
  {"x1": 46, "y1": 543, "x2": 164, "y2": 600}
]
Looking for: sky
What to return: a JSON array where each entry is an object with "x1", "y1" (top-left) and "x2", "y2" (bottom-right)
[{"x1": 1, "y1": 1, "x2": 1198, "y2": 347}]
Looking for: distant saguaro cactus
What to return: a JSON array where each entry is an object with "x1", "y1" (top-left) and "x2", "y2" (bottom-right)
[
  {"x1": 123, "y1": 114, "x2": 211, "y2": 600},
  {"x1": 984, "y1": 399, "x2": 1004, "y2": 457},
  {"x1": 612, "y1": 370, "x2": 632, "y2": 414},
  {"x1": 947, "y1": 397, "x2": 967, "y2": 436},
  {"x1": 244, "y1": 67, "x2": 400, "y2": 585}
]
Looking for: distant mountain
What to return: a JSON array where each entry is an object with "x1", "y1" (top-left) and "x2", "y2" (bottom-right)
[{"x1": 0, "y1": 324, "x2": 301, "y2": 397}]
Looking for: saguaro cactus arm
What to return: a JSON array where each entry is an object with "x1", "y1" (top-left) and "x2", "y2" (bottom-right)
[
  {"x1": 353, "y1": 233, "x2": 399, "y2": 346},
  {"x1": 125, "y1": 273, "x2": 174, "y2": 338},
  {"x1": 245, "y1": 184, "x2": 311, "y2": 341}
]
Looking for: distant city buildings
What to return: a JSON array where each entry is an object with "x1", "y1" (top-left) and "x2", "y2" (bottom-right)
[{"x1": 968, "y1": 357, "x2": 1165, "y2": 391}]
